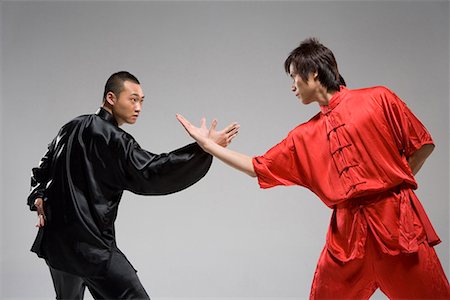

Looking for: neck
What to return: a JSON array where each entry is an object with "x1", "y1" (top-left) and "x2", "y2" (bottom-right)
[
  {"x1": 101, "y1": 103, "x2": 112, "y2": 114},
  {"x1": 101, "y1": 103, "x2": 122, "y2": 126},
  {"x1": 316, "y1": 88, "x2": 337, "y2": 106}
]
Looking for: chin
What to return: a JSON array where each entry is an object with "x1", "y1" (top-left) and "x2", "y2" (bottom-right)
[{"x1": 301, "y1": 99, "x2": 312, "y2": 105}]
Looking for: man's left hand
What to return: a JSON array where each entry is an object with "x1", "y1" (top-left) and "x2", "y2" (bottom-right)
[
  {"x1": 34, "y1": 198, "x2": 46, "y2": 228},
  {"x1": 208, "y1": 119, "x2": 240, "y2": 147}
]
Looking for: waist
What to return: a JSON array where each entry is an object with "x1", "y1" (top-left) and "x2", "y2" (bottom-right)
[{"x1": 334, "y1": 185, "x2": 408, "y2": 209}]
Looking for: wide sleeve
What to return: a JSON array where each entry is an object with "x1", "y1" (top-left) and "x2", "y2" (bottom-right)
[
  {"x1": 252, "y1": 133, "x2": 307, "y2": 189},
  {"x1": 27, "y1": 137, "x2": 56, "y2": 211},
  {"x1": 381, "y1": 88, "x2": 434, "y2": 159},
  {"x1": 120, "y1": 139, "x2": 213, "y2": 195}
]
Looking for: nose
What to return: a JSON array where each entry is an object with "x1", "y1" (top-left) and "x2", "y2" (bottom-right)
[
  {"x1": 291, "y1": 83, "x2": 296, "y2": 92},
  {"x1": 135, "y1": 102, "x2": 142, "y2": 112}
]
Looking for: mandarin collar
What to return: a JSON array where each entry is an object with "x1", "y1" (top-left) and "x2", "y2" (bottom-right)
[
  {"x1": 95, "y1": 107, "x2": 118, "y2": 126},
  {"x1": 320, "y1": 86, "x2": 348, "y2": 114}
]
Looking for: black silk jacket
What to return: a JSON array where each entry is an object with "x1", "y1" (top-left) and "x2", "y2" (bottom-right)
[{"x1": 27, "y1": 108, "x2": 212, "y2": 277}]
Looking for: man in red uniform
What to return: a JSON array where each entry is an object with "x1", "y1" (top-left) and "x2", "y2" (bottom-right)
[{"x1": 176, "y1": 38, "x2": 450, "y2": 299}]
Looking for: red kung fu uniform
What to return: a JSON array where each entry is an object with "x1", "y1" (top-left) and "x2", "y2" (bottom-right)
[{"x1": 252, "y1": 86, "x2": 449, "y2": 299}]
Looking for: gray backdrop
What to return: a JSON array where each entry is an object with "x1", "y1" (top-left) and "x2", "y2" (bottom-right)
[{"x1": 1, "y1": 1, "x2": 448, "y2": 299}]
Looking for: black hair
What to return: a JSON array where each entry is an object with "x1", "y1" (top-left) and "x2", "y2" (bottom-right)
[
  {"x1": 284, "y1": 37, "x2": 342, "y2": 91},
  {"x1": 103, "y1": 71, "x2": 140, "y2": 101}
]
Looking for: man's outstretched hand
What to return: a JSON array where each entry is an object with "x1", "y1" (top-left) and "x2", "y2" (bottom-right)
[
  {"x1": 177, "y1": 114, "x2": 256, "y2": 177},
  {"x1": 208, "y1": 118, "x2": 240, "y2": 147},
  {"x1": 176, "y1": 114, "x2": 239, "y2": 148}
]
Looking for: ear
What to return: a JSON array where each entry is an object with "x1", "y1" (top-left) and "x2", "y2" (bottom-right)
[
  {"x1": 105, "y1": 92, "x2": 116, "y2": 106},
  {"x1": 313, "y1": 72, "x2": 319, "y2": 80}
]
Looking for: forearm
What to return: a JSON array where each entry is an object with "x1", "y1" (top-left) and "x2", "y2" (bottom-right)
[
  {"x1": 124, "y1": 142, "x2": 213, "y2": 195},
  {"x1": 28, "y1": 138, "x2": 56, "y2": 210},
  {"x1": 203, "y1": 140, "x2": 256, "y2": 177},
  {"x1": 408, "y1": 143, "x2": 434, "y2": 175}
]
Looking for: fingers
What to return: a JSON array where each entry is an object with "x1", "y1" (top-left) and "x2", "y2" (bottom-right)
[
  {"x1": 175, "y1": 113, "x2": 184, "y2": 123},
  {"x1": 223, "y1": 122, "x2": 240, "y2": 142},
  {"x1": 34, "y1": 198, "x2": 46, "y2": 228},
  {"x1": 224, "y1": 122, "x2": 240, "y2": 134},
  {"x1": 176, "y1": 114, "x2": 198, "y2": 138},
  {"x1": 200, "y1": 117, "x2": 207, "y2": 130},
  {"x1": 176, "y1": 114, "x2": 190, "y2": 128},
  {"x1": 209, "y1": 119, "x2": 218, "y2": 132},
  {"x1": 228, "y1": 130, "x2": 239, "y2": 142},
  {"x1": 227, "y1": 123, "x2": 240, "y2": 136},
  {"x1": 36, "y1": 214, "x2": 45, "y2": 228}
]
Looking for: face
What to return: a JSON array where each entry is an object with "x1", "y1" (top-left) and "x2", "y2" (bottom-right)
[
  {"x1": 289, "y1": 64, "x2": 319, "y2": 105},
  {"x1": 107, "y1": 80, "x2": 145, "y2": 126}
]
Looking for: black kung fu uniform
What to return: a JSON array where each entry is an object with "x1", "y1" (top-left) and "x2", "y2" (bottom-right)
[{"x1": 27, "y1": 108, "x2": 212, "y2": 289}]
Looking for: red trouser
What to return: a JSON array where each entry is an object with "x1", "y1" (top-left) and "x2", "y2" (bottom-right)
[{"x1": 310, "y1": 232, "x2": 450, "y2": 299}]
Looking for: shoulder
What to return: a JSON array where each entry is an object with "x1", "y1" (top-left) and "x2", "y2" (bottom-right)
[
  {"x1": 64, "y1": 114, "x2": 89, "y2": 125},
  {"x1": 56, "y1": 114, "x2": 89, "y2": 134},
  {"x1": 64, "y1": 113, "x2": 137, "y2": 144},
  {"x1": 346, "y1": 86, "x2": 401, "y2": 108},
  {"x1": 95, "y1": 116, "x2": 137, "y2": 143},
  {"x1": 347, "y1": 85, "x2": 395, "y2": 99},
  {"x1": 285, "y1": 112, "x2": 322, "y2": 139}
]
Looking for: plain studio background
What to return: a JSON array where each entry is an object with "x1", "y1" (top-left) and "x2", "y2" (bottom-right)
[{"x1": 1, "y1": 1, "x2": 448, "y2": 299}]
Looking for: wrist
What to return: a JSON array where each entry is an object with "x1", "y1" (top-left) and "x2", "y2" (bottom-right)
[{"x1": 202, "y1": 138, "x2": 214, "y2": 153}]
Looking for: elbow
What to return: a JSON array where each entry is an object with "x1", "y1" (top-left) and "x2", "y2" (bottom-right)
[
  {"x1": 422, "y1": 143, "x2": 435, "y2": 158},
  {"x1": 246, "y1": 163, "x2": 257, "y2": 178},
  {"x1": 247, "y1": 167, "x2": 258, "y2": 178},
  {"x1": 247, "y1": 171, "x2": 257, "y2": 178}
]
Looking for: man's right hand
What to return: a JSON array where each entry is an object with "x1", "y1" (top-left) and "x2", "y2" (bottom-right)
[
  {"x1": 176, "y1": 113, "x2": 256, "y2": 177},
  {"x1": 34, "y1": 198, "x2": 46, "y2": 228},
  {"x1": 176, "y1": 114, "x2": 211, "y2": 150}
]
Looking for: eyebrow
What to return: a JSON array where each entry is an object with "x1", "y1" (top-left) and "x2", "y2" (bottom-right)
[{"x1": 131, "y1": 93, "x2": 144, "y2": 99}]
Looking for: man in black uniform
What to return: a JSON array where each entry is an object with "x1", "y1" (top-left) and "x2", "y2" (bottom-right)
[{"x1": 27, "y1": 71, "x2": 239, "y2": 299}]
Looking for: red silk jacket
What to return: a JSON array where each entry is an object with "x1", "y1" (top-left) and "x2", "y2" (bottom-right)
[{"x1": 253, "y1": 86, "x2": 439, "y2": 262}]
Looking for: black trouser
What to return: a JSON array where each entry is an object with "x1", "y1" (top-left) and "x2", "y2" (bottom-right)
[{"x1": 48, "y1": 248, "x2": 150, "y2": 299}]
